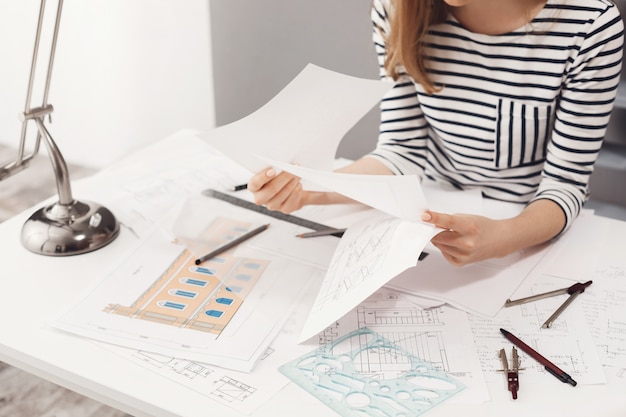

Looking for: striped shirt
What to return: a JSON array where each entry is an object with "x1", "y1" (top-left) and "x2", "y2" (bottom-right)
[{"x1": 369, "y1": 0, "x2": 624, "y2": 231}]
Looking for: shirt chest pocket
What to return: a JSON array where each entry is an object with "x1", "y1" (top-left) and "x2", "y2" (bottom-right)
[{"x1": 495, "y1": 98, "x2": 554, "y2": 169}]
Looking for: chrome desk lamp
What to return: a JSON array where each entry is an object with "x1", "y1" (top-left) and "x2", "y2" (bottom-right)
[{"x1": 0, "y1": 0, "x2": 119, "y2": 255}]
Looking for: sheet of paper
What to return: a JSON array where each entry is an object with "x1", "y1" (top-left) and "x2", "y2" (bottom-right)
[
  {"x1": 306, "y1": 289, "x2": 491, "y2": 405},
  {"x1": 101, "y1": 284, "x2": 490, "y2": 415},
  {"x1": 200, "y1": 64, "x2": 391, "y2": 173},
  {"x1": 54, "y1": 211, "x2": 324, "y2": 372},
  {"x1": 387, "y1": 241, "x2": 551, "y2": 318},
  {"x1": 421, "y1": 179, "x2": 483, "y2": 215},
  {"x1": 174, "y1": 195, "x2": 342, "y2": 269},
  {"x1": 298, "y1": 213, "x2": 440, "y2": 342},
  {"x1": 469, "y1": 274, "x2": 606, "y2": 388},
  {"x1": 579, "y1": 215, "x2": 626, "y2": 376},
  {"x1": 265, "y1": 158, "x2": 427, "y2": 222},
  {"x1": 538, "y1": 210, "x2": 607, "y2": 282}
]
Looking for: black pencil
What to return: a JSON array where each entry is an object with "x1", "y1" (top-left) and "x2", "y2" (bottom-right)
[{"x1": 195, "y1": 224, "x2": 270, "y2": 265}]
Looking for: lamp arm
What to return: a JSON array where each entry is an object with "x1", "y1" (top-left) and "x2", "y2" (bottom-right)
[
  {"x1": 20, "y1": 0, "x2": 60, "y2": 166},
  {"x1": 33, "y1": 118, "x2": 73, "y2": 206},
  {"x1": 0, "y1": 0, "x2": 62, "y2": 179},
  {"x1": 41, "y1": 0, "x2": 62, "y2": 107},
  {"x1": 5, "y1": 0, "x2": 120, "y2": 256}
]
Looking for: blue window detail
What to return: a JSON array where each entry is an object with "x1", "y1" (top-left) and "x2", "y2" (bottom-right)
[
  {"x1": 243, "y1": 262, "x2": 261, "y2": 270},
  {"x1": 180, "y1": 277, "x2": 207, "y2": 287},
  {"x1": 210, "y1": 257, "x2": 226, "y2": 263},
  {"x1": 158, "y1": 300, "x2": 187, "y2": 310},
  {"x1": 193, "y1": 266, "x2": 215, "y2": 275},
  {"x1": 205, "y1": 309, "x2": 223, "y2": 318},
  {"x1": 216, "y1": 297, "x2": 234, "y2": 305},
  {"x1": 170, "y1": 289, "x2": 197, "y2": 298},
  {"x1": 226, "y1": 286, "x2": 242, "y2": 293},
  {"x1": 235, "y1": 274, "x2": 251, "y2": 281}
]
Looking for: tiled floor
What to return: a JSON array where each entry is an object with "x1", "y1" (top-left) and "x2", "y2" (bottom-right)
[
  {"x1": 0, "y1": 144, "x2": 96, "y2": 221},
  {"x1": 0, "y1": 145, "x2": 131, "y2": 417}
]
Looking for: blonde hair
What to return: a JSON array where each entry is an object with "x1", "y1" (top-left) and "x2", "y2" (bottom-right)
[
  {"x1": 384, "y1": 1, "x2": 448, "y2": 95},
  {"x1": 384, "y1": 0, "x2": 546, "y2": 94}
]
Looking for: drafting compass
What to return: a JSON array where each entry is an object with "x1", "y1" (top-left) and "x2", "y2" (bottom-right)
[
  {"x1": 499, "y1": 347, "x2": 520, "y2": 399},
  {"x1": 504, "y1": 280, "x2": 592, "y2": 328}
]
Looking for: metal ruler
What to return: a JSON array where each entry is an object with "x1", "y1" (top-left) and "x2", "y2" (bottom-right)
[{"x1": 202, "y1": 189, "x2": 343, "y2": 237}]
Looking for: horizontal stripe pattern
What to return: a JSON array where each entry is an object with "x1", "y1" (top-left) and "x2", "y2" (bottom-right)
[{"x1": 370, "y1": 0, "x2": 623, "y2": 231}]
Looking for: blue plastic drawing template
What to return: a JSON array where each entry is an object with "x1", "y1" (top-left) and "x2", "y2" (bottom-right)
[{"x1": 279, "y1": 328, "x2": 465, "y2": 417}]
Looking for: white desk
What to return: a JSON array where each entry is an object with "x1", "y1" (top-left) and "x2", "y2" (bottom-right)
[{"x1": 1, "y1": 130, "x2": 625, "y2": 417}]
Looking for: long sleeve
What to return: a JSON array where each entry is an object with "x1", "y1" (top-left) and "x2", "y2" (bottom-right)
[
  {"x1": 367, "y1": 0, "x2": 429, "y2": 177},
  {"x1": 532, "y1": 3, "x2": 624, "y2": 229}
]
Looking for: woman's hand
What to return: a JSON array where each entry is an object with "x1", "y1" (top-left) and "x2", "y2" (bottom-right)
[
  {"x1": 247, "y1": 157, "x2": 394, "y2": 213},
  {"x1": 421, "y1": 200, "x2": 565, "y2": 267},
  {"x1": 247, "y1": 167, "x2": 307, "y2": 213},
  {"x1": 421, "y1": 211, "x2": 512, "y2": 267}
]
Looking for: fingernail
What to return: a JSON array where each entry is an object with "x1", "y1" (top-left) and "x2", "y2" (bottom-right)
[
  {"x1": 266, "y1": 168, "x2": 276, "y2": 177},
  {"x1": 421, "y1": 212, "x2": 432, "y2": 221}
]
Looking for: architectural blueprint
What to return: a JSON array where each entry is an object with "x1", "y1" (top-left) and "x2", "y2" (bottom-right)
[
  {"x1": 580, "y1": 218, "x2": 626, "y2": 379},
  {"x1": 100, "y1": 286, "x2": 490, "y2": 415},
  {"x1": 54, "y1": 215, "x2": 323, "y2": 372},
  {"x1": 104, "y1": 217, "x2": 269, "y2": 337},
  {"x1": 86, "y1": 234, "x2": 612, "y2": 415},
  {"x1": 280, "y1": 328, "x2": 465, "y2": 417},
  {"x1": 468, "y1": 274, "x2": 606, "y2": 388}
]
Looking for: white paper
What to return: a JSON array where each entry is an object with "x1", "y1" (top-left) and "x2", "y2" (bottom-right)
[
  {"x1": 298, "y1": 213, "x2": 440, "y2": 342},
  {"x1": 200, "y1": 64, "x2": 391, "y2": 173},
  {"x1": 387, "y1": 242, "x2": 550, "y2": 318},
  {"x1": 469, "y1": 274, "x2": 606, "y2": 387},
  {"x1": 54, "y1": 213, "x2": 324, "y2": 372},
  {"x1": 265, "y1": 158, "x2": 427, "y2": 222}
]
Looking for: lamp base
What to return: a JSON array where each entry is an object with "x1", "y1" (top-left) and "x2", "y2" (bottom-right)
[{"x1": 21, "y1": 200, "x2": 120, "y2": 256}]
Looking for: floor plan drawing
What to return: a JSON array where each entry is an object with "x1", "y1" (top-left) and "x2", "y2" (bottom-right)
[
  {"x1": 583, "y1": 260, "x2": 626, "y2": 374},
  {"x1": 210, "y1": 376, "x2": 257, "y2": 403},
  {"x1": 100, "y1": 287, "x2": 490, "y2": 415},
  {"x1": 305, "y1": 293, "x2": 490, "y2": 404},
  {"x1": 132, "y1": 350, "x2": 213, "y2": 380},
  {"x1": 468, "y1": 275, "x2": 606, "y2": 386}
]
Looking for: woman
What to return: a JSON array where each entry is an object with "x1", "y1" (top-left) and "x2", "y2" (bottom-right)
[{"x1": 248, "y1": 0, "x2": 624, "y2": 266}]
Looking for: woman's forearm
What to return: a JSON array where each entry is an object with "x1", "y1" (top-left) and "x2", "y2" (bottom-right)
[{"x1": 501, "y1": 199, "x2": 566, "y2": 254}]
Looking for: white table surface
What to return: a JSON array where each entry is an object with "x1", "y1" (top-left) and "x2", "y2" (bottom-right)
[{"x1": 1, "y1": 131, "x2": 625, "y2": 417}]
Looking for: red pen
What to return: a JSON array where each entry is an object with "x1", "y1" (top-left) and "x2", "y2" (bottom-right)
[{"x1": 500, "y1": 328, "x2": 577, "y2": 387}]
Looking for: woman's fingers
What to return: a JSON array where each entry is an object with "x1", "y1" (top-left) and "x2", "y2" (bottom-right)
[
  {"x1": 264, "y1": 176, "x2": 302, "y2": 212},
  {"x1": 247, "y1": 167, "x2": 305, "y2": 213},
  {"x1": 247, "y1": 168, "x2": 277, "y2": 193}
]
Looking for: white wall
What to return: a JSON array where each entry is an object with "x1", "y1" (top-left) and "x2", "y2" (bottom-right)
[{"x1": 0, "y1": 0, "x2": 214, "y2": 169}]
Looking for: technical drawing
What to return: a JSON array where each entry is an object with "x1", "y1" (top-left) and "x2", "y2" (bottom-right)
[
  {"x1": 132, "y1": 350, "x2": 212, "y2": 380},
  {"x1": 280, "y1": 328, "x2": 465, "y2": 417},
  {"x1": 355, "y1": 306, "x2": 453, "y2": 373},
  {"x1": 211, "y1": 376, "x2": 257, "y2": 403},
  {"x1": 104, "y1": 218, "x2": 269, "y2": 336},
  {"x1": 358, "y1": 305, "x2": 443, "y2": 327},
  {"x1": 312, "y1": 218, "x2": 396, "y2": 309}
]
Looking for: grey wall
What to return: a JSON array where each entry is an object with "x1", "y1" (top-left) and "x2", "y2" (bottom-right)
[{"x1": 209, "y1": 0, "x2": 380, "y2": 160}]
